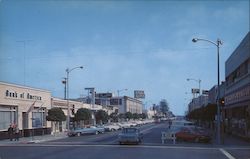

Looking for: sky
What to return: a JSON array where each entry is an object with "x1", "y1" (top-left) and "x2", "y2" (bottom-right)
[{"x1": 0, "y1": 0, "x2": 249, "y2": 115}]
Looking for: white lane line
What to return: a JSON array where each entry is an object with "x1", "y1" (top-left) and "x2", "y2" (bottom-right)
[
  {"x1": 219, "y1": 148, "x2": 236, "y2": 159},
  {"x1": 0, "y1": 143, "x2": 220, "y2": 150},
  {"x1": 141, "y1": 124, "x2": 163, "y2": 134}
]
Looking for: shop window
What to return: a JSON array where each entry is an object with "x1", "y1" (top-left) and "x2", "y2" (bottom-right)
[
  {"x1": 0, "y1": 111, "x2": 16, "y2": 130},
  {"x1": 32, "y1": 112, "x2": 44, "y2": 128}
]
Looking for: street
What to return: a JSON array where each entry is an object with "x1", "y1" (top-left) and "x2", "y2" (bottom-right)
[{"x1": 0, "y1": 122, "x2": 249, "y2": 159}]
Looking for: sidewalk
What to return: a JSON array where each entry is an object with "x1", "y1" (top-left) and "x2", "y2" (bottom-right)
[
  {"x1": 0, "y1": 132, "x2": 68, "y2": 145},
  {"x1": 218, "y1": 134, "x2": 250, "y2": 147}
]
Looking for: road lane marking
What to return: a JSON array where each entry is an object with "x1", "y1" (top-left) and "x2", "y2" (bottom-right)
[
  {"x1": 219, "y1": 148, "x2": 236, "y2": 159},
  {"x1": 101, "y1": 124, "x2": 162, "y2": 144},
  {"x1": 0, "y1": 143, "x2": 219, "y2": 149},
  {"x1": 140, "y1": 124, "x2": 164, "y2": 134}
]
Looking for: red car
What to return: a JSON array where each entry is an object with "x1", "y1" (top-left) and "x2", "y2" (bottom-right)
[{"x1": 175, "y1": 127, "x2": 211, "y2": 143}]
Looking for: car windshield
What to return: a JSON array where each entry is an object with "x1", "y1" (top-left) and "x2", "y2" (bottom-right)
[
  {"x1": 122, "y1": 128, "x2": 137, "y2": 133},
  {"x1": 0, "y1": 1, "x2": 249, "y2": 159}
]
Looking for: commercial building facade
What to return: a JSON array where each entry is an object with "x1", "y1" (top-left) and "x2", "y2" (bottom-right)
[
  {"x1": 0, "y1": 82, "x2": 52, "y2": 139},
  {"x1": 224, "y1": 32, "x2": 250, "y2": 139},
  {"x1": 0, "y1": 81, "x2": 112, "y2": 139},
  {"x1": 110, "y1": 96, "x2": 143, "y2": 114}
]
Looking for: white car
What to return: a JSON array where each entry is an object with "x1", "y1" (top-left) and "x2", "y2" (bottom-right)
[
  {"x1": 117, "y1": 122, "x2": 130, "y2": 128},
  {"x1": 104, "y1": 123, "x2": 120, "y2": 131},
  {"x1": 128, "y1": 121, "x2": 138, "y2": 127},
  {"x1": 134, "y1": 120, "x2": 143, "y2": 126}
]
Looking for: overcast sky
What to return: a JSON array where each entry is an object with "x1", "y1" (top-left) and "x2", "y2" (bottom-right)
[{"x1": 0, "y1": 0, "x2": 249, "y2": 115}]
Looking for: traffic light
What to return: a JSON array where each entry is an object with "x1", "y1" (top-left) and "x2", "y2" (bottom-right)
[{"x1": 219, "y1": 98, "x2": 225, "y2": 106}]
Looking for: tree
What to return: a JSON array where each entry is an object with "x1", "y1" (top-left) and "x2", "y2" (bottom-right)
[
  {"x1": 46, "y1": 107, "x2": 66, "y2": 122},
  {"x1": 132, "y1": 113, "x2": 140, "y2": 120},
  {"x1": 109, "y1": 112, "x2": 118, "y2": 122},
  {"x1": 46, "y1": 107, "x2": 66, "y2": 133},
  {"x1": 160, "y1": 99, "x2": 169, "y2": 116},
  {"x1": 95, "y1": 110, "x2": 109, "y2": 124},
  {"x1": 74, "y1": 108, "x2": 92, "y2": 125},
  {"x1": 125, "y1": 112, "x2": 133, "y2": 120},
  {"x1": 140, "y1": 113, "x2": 147, "y2": 119},
  {"x1": 186, "y1": 104, "x2": 217, "y2": 125},
  {"x1": 118, "y1": 113, "x2": 125, "y2": 120}
]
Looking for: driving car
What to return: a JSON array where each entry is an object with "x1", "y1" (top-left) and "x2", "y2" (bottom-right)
[
  {"x1": 118, "y1": 127, "x2": 143, "y2": 144},
  {"x1": 175, "y1": 127, "x2": 211, "y2": 143},
  {"x1": 68, "y1": 126, "x2": 105, "y2": 137}
]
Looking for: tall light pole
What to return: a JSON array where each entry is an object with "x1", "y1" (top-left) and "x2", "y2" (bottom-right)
[
  {"x1": 187, "y1": 78, "x2": 201, "y2": 97},
  {"x1": 117, "y1": 89, "x2": 128, "y2": 97},
  {"x1": 66, "y1": 66, "x2": 83, "y2": 131},
  {"x1": 192, "y1": 37, "x2": 222, "y2": 144},
  {"x1": 16, "y1": 40, "x2": 32, "y2": 85},
  {"x1": 62, "y1": 78, "x2": 67, "y2": 100}
]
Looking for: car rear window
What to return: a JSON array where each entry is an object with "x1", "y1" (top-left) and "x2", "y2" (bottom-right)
[{"x1": 122, "y1": 128, "x2": 137, "y2": 133}]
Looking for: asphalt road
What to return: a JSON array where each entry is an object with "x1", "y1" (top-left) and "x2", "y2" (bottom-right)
[{"x1": 0, "y1": 122, "x2": 249, "y2": 159}]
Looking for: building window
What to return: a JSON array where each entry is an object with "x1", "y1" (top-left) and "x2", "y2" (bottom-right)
[
  {"x1": 0, "y1": 110, "x2": 16, "y2": 130},
  {"x1": 5, "y1": 90, "x2": 9, "y2": 97},
  {"x1": 32, "y1": 112, "x2": 45, "y2": 128},
  {"x1": 226, "y1": 58, "x2": 250, "y2": 86},
  {"x1": 110, "y1": 99, "x2": 119, "y2": 105}
]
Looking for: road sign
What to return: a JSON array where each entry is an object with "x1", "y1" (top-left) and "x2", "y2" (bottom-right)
[
  {"x1": 191, "y1": 88, "x2": 200, "y2": 94},
  {"x1": 202, "y1": 90, "x2": 209, "y2": 95}
]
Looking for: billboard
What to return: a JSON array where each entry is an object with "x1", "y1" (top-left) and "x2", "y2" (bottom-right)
[
  {"x1": 134, "y1": 90, "x2": 145, "y2": 99},
  {"x1": 191, "y1": 88, "x2": 200, "y2": 94},
  {"x1": 202, "y1": 90, "x2": 209, "y2": 95}
]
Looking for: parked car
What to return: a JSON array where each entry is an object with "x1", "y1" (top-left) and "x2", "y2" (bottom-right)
[
  {"x1": 118, "y1": 127, "x2": 143, "y2": 144},
  {"x1": 104, "y1": 123, "x2": 120, "y2": 131},
  {"x1": 175, "y1": 127, "x2": 211, "y2": 143},
  {"x1": 68, "y1": 126, "x2": 105, "y2": 137},
  {"x1": 127, "y1": 121, "x2": 137, "y2": 127},
  {"x1": 117, "y1": 122, "x2": 130, "y2": 128}
]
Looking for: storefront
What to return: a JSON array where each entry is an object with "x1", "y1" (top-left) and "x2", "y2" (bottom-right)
[
  {"x1": 0, "y1": 82, "x2": 52, "y2": 139},
  {"x1": 225, "y1": 84, "x2": 250, "y2": 138},
  {"x1": 224, "y1": 32, "x2": 250, "y2": 139}
]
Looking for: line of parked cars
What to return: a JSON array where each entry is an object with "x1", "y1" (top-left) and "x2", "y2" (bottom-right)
[
  {"x1": 67, "y1": 125, "x2": 105, "y2": 136},
  {"x1": 67, "y1": 119, "x2": 154, "y2": 137}
]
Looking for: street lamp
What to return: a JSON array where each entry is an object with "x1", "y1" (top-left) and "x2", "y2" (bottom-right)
[
  {"x1": 117, "y1": 89, "x2": 128, "y2": 97},
  {"x1": 192, "y1": 37, "x2": 222, "y2": 144},
  {"x1": 187, "y1": 78, "x2": 201, "y2": 96},
  {"x1": 62, "y1": 78, "x2": 67, "y2": 100},
  {"x1": 66, "y1": 66, "x2": 83, "y2": 131}
]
